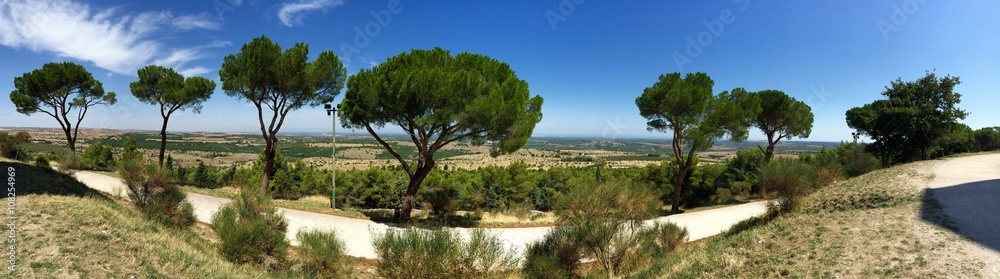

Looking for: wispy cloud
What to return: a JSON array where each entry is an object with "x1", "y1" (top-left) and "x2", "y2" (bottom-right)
[
  {"x1": 0, "y1": 0, "x2": 222, "y2": 76},
  {"x1": 173, "y1": 13, "x2": 222, "y2": 30},
  {"x1": 278, "y1": 0, "x2": 345, "y2": 27}
]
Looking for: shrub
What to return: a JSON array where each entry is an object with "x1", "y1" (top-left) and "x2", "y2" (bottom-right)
[
  {"x1": 371, "y1": 228, "x2": 517, "y2": 279},
  {"x1": 118, "y1": 158, "x2": 195, "y2": 228},
  {"x1": 34, "y1": 156, "x2": 50, "y2": 168},
  {"x1": 58, "y1": 153, "x2": 81, "y2": 171},
  {"x1": 838, "y1": 143, "x2": 880, "y2": 177},
  {"x1": 297, "y1": 229, "x2": 350, "y2": 278},
  {"x1": 0, "y1": 131, "x2": 31, "y2": 160},
  {"x1": 759, "y1": 159, "x2": 819, "y2": 212},
  {"x1": 522, "y1": 226, "x2": 582, "y2": 279},
  {"x1": 212, "y1": 186, "x2": 289, "y2": 271},
  {"x1": 554, "y1": 179, "x2": 660, "y2": 277},
  {"x1": 81, "y1": 141, "x2": 116, "y2": 170},
  {"x1": 639, "y1": 222, "x2": 688, "y2": 258}
]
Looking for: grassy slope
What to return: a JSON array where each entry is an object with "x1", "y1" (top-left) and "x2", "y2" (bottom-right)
[
  {"x1": 3, "y1": 161, "x2": 269, "y2": 278},
  {"x1": 632, "y1": 160, "x2": 987, "y2": 278}
]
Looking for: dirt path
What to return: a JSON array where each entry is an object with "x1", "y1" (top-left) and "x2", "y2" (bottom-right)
[
  {"x1": 73, "y1": 170, "x2": 768, "y2": 259},
  {"x1": 926, "y1": 153, "x2": 1000, "y2": 275}
]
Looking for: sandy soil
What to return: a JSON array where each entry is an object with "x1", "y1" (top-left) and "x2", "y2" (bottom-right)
[{"x1": 926, "y1": 153, "x2": 1000, "y2": 276}]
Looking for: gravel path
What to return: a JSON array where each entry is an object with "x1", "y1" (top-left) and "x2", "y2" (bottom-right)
[
  {"x1": 73, "y1": 170, "x2": 769, "y2": 259},
  {"x1": 926, "y1": 153, "x2": 1000, "y2": 274}
]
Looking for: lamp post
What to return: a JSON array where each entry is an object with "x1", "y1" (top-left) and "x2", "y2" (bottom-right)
[{"x1": 325, "y1": 103, "x2": 338, "y2": 209}]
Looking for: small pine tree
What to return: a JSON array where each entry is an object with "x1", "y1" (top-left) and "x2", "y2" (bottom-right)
[
  {"x1": 194, "y1": 161, "x2": 212, "y2": 188},
  {"x1": 121, "y1": 134, "x2": 142, "y2": 162}
]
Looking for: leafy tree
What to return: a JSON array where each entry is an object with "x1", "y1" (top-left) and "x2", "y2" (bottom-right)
[
  {"x1": 846, "y1": 100, "x2": 899, "y2": 167},
  {"x1": 635, "y1": 72, "x2": 757, "y2": 212},
  {"x1": 9, "y1": 62, "x2": 117, "y2": 152},
  {"x1": 339, "y1": 48, "x2": 544, "y2": 220},
  {"x1": 847, "y1": 72, "x2": 967, "y2": 166},
  {"x1": 930, "y1": 123, "x2": 975, "y2": 157},
  {"x1": 130, "y1": 65, "x2": 216, "y2": 166},
  {"x1": 219, "y1": 35, "x2": 346, "y2": 192},
  {"x1": 121, "y1": 133, "x2": 142, "y2": 163},
  {"x1": 81, "y1": 141, "x2": 115, "y2": 169},
  {"x1": 749, "y1": 90, "x2": 814, "y2": 164},
  {"x1": 974, "y1": 127, "x2": 1000, "y2": 151}
]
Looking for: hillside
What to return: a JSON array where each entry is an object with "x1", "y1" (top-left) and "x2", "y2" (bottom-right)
[{"x1": 634, "y1": 156, "x2": 999, "y2": 278}]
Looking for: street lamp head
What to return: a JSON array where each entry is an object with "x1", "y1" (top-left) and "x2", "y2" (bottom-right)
[{"x1": 324, "y1": 103, "x2": 332, "y2": 110}]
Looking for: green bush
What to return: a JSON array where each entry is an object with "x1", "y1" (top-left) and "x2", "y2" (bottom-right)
[
  {"x1": 0, "y1": 131, "x2": 31, "y2": 160},
  {"x1": 838, "y1": 143, "x2": 881, "y2": 177},
  {"x1": 554, "y1": 179, "x2": 660, "y2": 277},
  {"x1": 34, "y1": 156, "x2": 50, "y2": 167},
  {"x1": 81, "y1": 141, "x2": 116, "y2": 170},
  {"x1": 522, "y1": 226, "x2": 582, "y2": 279},
  {"x1": 58, "y1": 153, "x2": 81, "y2": 171},
  {"x1": 212, "y1": 186, "x2": 289, "y2": 271},
  {"x1": 297, "y1": 229, "x2": 350, "y2": 278},
  {"x1": 639, "y1": 222, "x2": 689, "y2": 258},
  {"x1": 118, "y1": 158, "x2": 195, "y2": 228},
  {"x1": 371, "y1": 228, "x2": 518, "y2": 279},
  {"x1": 760, "y1": 159, "x2": 820, "y2": 212}
]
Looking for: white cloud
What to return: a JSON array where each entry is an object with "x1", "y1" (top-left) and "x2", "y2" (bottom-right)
[
  {"x1": 278, "y1": 0, "x2": 345, "y2": 27},
  {"x1": 178, "y1": 66, "x2": 211, "y2": 77},
  {"x1": 0, "y1": 0, "x2": 220, "y2": 75},
  {"x1": 172, "y1": 13, "x2": 222, "y2": 30}
]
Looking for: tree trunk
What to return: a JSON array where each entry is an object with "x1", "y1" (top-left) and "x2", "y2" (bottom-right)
[
  {"x1": 881, "y1": 153, "x2": 890, "y2": 168},
  {"x1": 158, "y1": 117, "x2": 169, "y2": 166},
  {"x1": 260, "y1": 138, "x2": 276, "y2": 193},
  {"x1": 63, "y1": 127, "x2": 76, "y2": 152},
  {"x1": 763, "y1": 144, "x2": 776, "y2": 165},
  {"x1": 670, "y1": 164, "x2": 689, "y2": 213},
  {"x1": 398, "y1": 162, "x2": 434, "y2": 221}
]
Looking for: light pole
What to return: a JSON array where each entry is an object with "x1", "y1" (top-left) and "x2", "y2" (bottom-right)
[{"x1": 325, "y1": 103, "x2": 338, "y2": 209}]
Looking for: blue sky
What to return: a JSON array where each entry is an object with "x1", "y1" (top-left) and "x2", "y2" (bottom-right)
[{"x1": 1, "y1": 0, "x2": 998, "y2": 142}]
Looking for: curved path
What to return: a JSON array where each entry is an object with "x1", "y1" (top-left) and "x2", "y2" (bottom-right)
[
  {"x1": 926, "y1": 154, "x2": 1000, "y2": 259},
  {"x1": 72, "y1": 170, "x2": 768, "y2": 259}
]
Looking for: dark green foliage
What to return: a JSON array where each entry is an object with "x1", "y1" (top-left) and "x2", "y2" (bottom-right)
[
  {"x1": 847, "y1": 71, "x2": 967, "y2": 166},
  {"x1": 81, "y1": 141, "x2": 115, "y2": 170},
  {"x1": 296, "y1": 229, "x2": 350, "y2": 278},
  {"x1": 975, "y1": 127, "x2": 1000, "y2": 151},
  {"x1": 130, "y1": 65, "x2": 216, "y2": 166},
  {"x1": 118, "y1": 158, "x2": 195, "y2": 228},
  {"x1": 760, "y1": 159, "x2": 820, "y2": 212},
  {"x1": 371, "y1": 228, "x2": 518, "y2": 279},
  {"x1": 930, "y1": 123, "x2": 976, "y2": 157},
  {"x1": 636, "y1": 72, "x2": 758, "y2": 212},
  {"x1": 340, "y1": 47, "x2": 544, "y2": 220},
  {"x1": 522, "y1": 226, "x2": 583, "y2": 279},
  {"x1": 34, "y1": 156, "x2": 50, "y2": 167},
  {"x1": 748, "y1": 89, "x2": 814, "y2": 164},
  {"x1": 193, "y1": 161, "x2": 214, "y2": 188},
  {"x1": 0, "y1": 131, "x2": 31, "y2": 160},
  {"x1": 836, "y1": 143, "x2": 881, "y2": 177},
  {"x1": 9, "y1": 62, "x2": 117, "y2": 152},
  {"x1": 120, "y1": 134, "x2": 142, "y2": 163},
  {"x1": 220, "y1": 35, "x2": 346, "y2": 193},
  {"x1": 212, "y1": 186, "x2": 289, "y2": 271}
]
